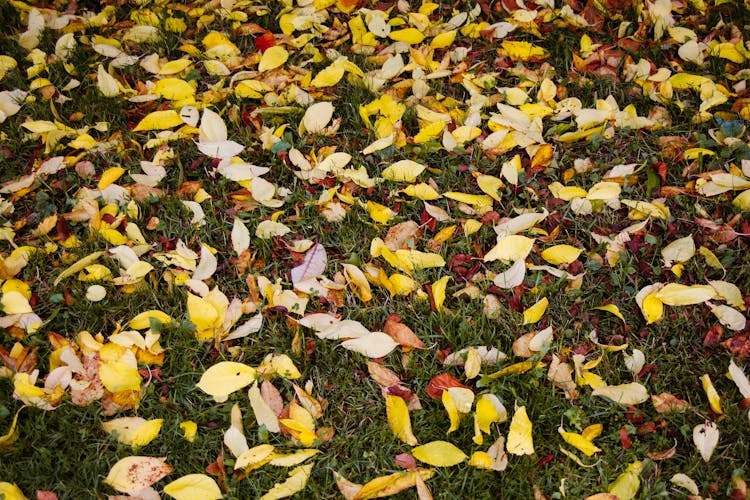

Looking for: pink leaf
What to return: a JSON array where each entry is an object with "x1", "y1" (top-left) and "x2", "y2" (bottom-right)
[{"x1": 291, "y1": 243, "x2": 327, "y2": 284}]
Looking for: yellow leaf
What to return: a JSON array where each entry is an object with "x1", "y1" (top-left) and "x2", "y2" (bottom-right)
[
  {"x1": 501, "y1": 40, "x2": 547, "y2": 61},
  {"x1": 522, "y1": 297, "x2": 548, "y2": 325},
  {"x1": 97, "y1": 64, "x2": 120, "y2": 97},
  {"x1": 559, "y1": 425, "x2": 601, "y2": 456},
  {"x1": 653, "y1": 283, "x2": 716, "y2": 305},
  {"x1": 366, "y1": 200, "x2": 394, "y2": 224},
  {"x1": 104, "y1": 456, "x2": 173, "y2": 493},
  {"x1": 158, "y1": 59, "x2": 193, "y2": 75},
  {"x1": 443, "y1": 192, "x2": 493, "y2": 213},
  {"x1": 54, "y1": 251, "x2": 104, "y2": 286},
  {"x1": 413, "y1": 121, "x2": 445, "y2": 143},
  {"x1": 0, "y1": 483, "x2": 27, "y2": 500},
  {"x1": 507, "y1": 406, "x2": 534, "y2": 455},
  {"x1": 473, "y1": 394, "x2": 507, "y2": 444},
  {"x1": 0, "y1": 408, "x2": 22, "y2": 451},
  {"x1": 607, "y1": 461, "x2": 642, "y2": 500},
  {"x1": 0, "y1": 291, "x2": 33, "y2": 314},
  {"x1": 179, "y1": 421, "x2": 197, "y2": 442},
  {"x1": 431, "y1": 276, "x2": 450, "y2": 312},
  {"x1": 733, "y1": 189, "x2": 750, "y2": 210},
  {"x1": 641, "y1": 293, "x2": 664, "y2": 324},
  {"x1": 102, "y1": 418, "x2": 162, "y2": 448},
  {"x1": 381, "y1": 160, "x2": 426, "y2": 182},
  {"x1": 586, "y1": 181, "x2": 621, "y2": 200},
  {"x1": 354, "y1": 470, "x2": 434, "y2": 499},
  {"x1": 164, "y1": 474, "x2": 223, "y2": 500},
  {"x1": 593, "y1": 304, "x2": 625, "y2": 322},
  {"x1": 464, "y1": 348, "x2": 481, "y2": 380},
  {"x1": 469, "y1": 451, "x2": 493, "y2": 469},
  {"x1": 260, "y1": 464, "x2": 313, "y2": 500},
  {"x1": 699, "y1": 374, "x2": 723, "y2": 414},
  {"x1": 385, "y1": 395, "x2": 418, "y2": 445},
  {"x1": 541, "y1": 245, "x2": 582, "y2": 265},
  {"x1": 476, "y1": 174, "x2": 503, "y2": 202},
  {"x1": 152, "y1": 78, "x2": 195, "y2": 101},
  {"x1": 412, "y1": 440, "x2": 467, "y2": 466},
  {"x1": 196, "y1": 361, "x2": 256, "y2": 403},
  {"x1": 668, "y1": 73, "x2": 711, "y2": 89},
  {"x1": 256, "y1": 220, "x2": 292, "y2": 239},
  {"x1": 268, "y1": 449, "x2": 320, "y2": 467},
  {"x1": 341, "y1": 263, "x2": 372, "y2": 302},
  {"x1": 592, "y1": 383, "x2": 649, "y2": 405},
  {"x1": 484, "y1": 235, "x2": 535, "y2": 262},
  {"x1": 699, "y1": 246, "x2": 724, "y2": 270},
  {"x1": 187, "y1": 293, "x2": 221, "y2": 341},
  {"x1": 401, "y1": 183, "x2": 441, "y2": 200},
  {"x1": 235, "y1": 444, "x2": 276, "y2": 470},
  {"x1": 430, "y1": 30, "x2": 457, "y2": 49},
  {"x1": 259, "y1": 46, "x2": 289, "y2": 72},
  {"x1": 684, "y1": 147, "x2": 715, "y2": 160},
  {"x1": 99, "y1": 362, "x2": 141, "y2": 392},
  {"x1": 98, "y1": 166, "x2": 126, "y2": 191},
  {"x1": 389, "y1": 28, "x2": 425, "y2": 44},
  {"x1": 268, "y1": 353, "x2": 302, "y2": 379},
  {"x1": 133, "y1": 110, "x2": 184, "y2": 131},
  {"x1": 311, "y1": 61, "x2": 346, "y2": 88}
]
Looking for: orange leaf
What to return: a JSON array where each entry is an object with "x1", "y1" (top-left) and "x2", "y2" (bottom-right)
[{"x1": 383, "y1": 314, "x2": 424, "y2": 350}]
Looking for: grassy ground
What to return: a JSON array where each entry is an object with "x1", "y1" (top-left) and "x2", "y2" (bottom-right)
[{"x1": 1, "y1": 0, "x2": 750, "y2": 498}]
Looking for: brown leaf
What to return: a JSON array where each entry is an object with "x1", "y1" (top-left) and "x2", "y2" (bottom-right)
[
  {"x1": 512, "y1": 332, "x2": 536, "y2": 358},
  {"x1": 425, "y1": 373, "x2": 471, "y2": 400},
  {"x1": 723, "y1": 333, "x2": 750, "y2": 359},
  {"x1": 384, "y1": 221, "x2": 420, "y2": 251},
  {"x1": 651, "y1": 393, "x2": 691, "y2": 413},
  {"x1": 646, "y1": 443, "x2": 677, "y2": 461},
  {"x1": 394, "y1": 453, "x2": 417, "y2": 469},
  {"x1": 383, "y1": 314, "x2": 424, "y2": 350},
  {"x1": 367, "y1": 361, "x2": 402, "y2": 387}
]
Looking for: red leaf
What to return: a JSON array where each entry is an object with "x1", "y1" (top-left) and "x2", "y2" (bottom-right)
[
  {"x1": 619, "y1": 427, "x2": 632, "y2": 449},
  {"x1": 425, "y1": 373, "x2": 471, "y2": 400},
  {"x1": 255, "y1": 32, "x2": 275, "y2": 53}
]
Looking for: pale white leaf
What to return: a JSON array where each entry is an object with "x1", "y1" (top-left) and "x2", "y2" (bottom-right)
[
  {"x1": 192, "y1": 245, "x2": 217, "y2": 281},
  {"x1": 340, "y1": 331, "x2": 398, "y2": 358},
  {"x1": 493, "y1": 259, "x2": 526, "y2": 289},
  {"x1": 693, "y1": 421, "x2": 719, "y2": 462},
  {"x1": 231, "y1": 217, "x2": 251, "y2": 255},
  {"x1": 301, "y1": 102, "x2": 334, "y2": 134}
]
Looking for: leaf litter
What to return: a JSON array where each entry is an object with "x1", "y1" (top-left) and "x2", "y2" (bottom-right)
[{"x1": 0, "y1": 0, "x2": 750, "y2": 498}]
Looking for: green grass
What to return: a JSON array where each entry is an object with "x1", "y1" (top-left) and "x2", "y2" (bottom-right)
[{"x1": 2, "y1": 0, "x2": 750, "y2": 498}]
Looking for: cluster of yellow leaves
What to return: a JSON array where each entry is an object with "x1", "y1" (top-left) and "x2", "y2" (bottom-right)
[{"x1": 7, "y1": 319, "x2": 167, "y2": 413}]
